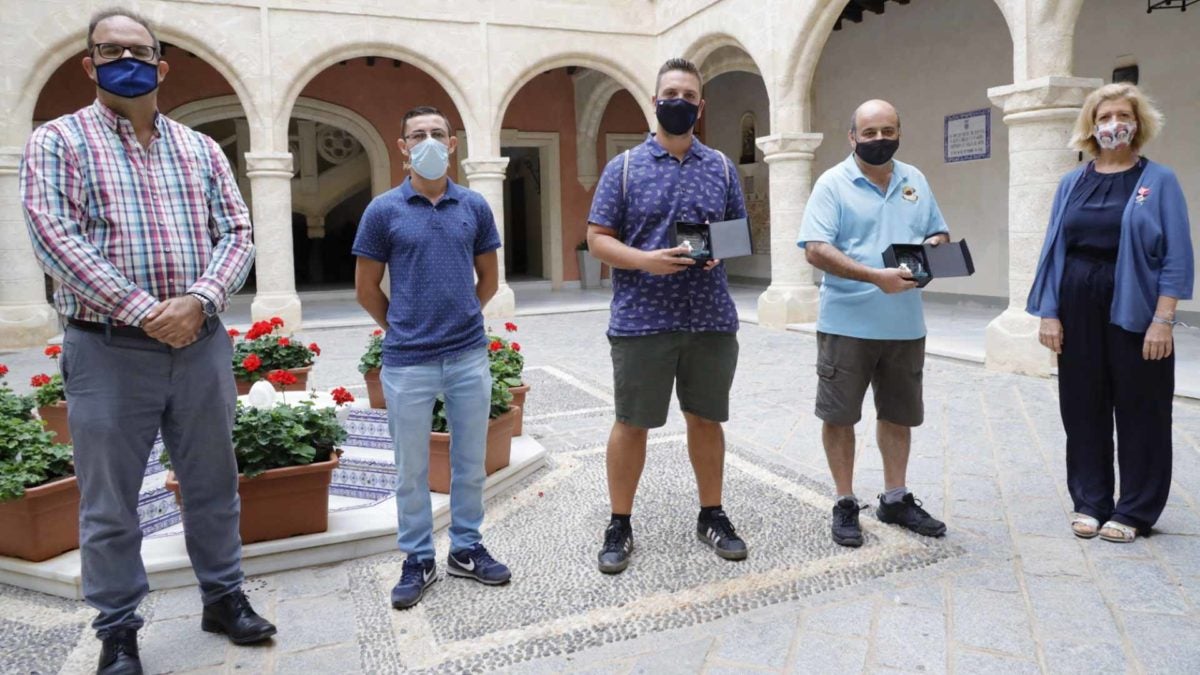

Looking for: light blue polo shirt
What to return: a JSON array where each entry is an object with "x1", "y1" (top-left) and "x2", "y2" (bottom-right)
[{"x1": 798, "y1": 154, "x2": 949, "y2": 340}]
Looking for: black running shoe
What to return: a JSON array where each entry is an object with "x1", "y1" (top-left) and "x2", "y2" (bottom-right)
[
  {"x1": 832, "y1": 497, "x2": 865, "y2": 547},
  {"x1": 597, "y1": 520, "x2": 634, "y2": 574},
  {"x1": 697, "y1": 509, "x2": 748, "y2": 561},
  {"x1": 876, "y1": 493, "x2": 947, "y2": 537}
]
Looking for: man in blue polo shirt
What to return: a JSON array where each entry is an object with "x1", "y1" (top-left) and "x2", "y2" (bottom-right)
[
  {"x1": 353, "y1": 105, "x2": 510, "y2": 609},
  {"x1": 798, "y1": 99, "x2": 950, "y2": 548},
  {"x1": 586, "y1": 58, "x2": 748, "y2": 574}
]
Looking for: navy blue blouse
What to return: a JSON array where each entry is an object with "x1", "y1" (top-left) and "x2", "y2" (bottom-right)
[{"x1": 1062, "y1": 157, "x2": 1146, "y2": 257}]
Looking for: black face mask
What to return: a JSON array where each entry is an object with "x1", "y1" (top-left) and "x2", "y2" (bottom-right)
[
  {"x1": 854, "y1": 138, "x2": 899, "y2": 165},
  {"x1": 656, "y1": 98, "x2": 699, "y2": 136}
]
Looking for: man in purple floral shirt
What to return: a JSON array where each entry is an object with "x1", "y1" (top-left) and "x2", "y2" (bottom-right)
[{"x1": 586, "y1": 58, "x2": 748, "y2": 574}]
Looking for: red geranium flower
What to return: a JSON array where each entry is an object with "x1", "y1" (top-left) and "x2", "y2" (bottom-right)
[
  {"x1": 44, "y1": 345, "x2": 62, "y2": 358},
  {"x1": 372, "y1": 329, "x2": 384, "y2": 337},
  {"x1": 0, "y1": 364, "x2": 8, "y2": 377},
  {"x1": 246, "y1": 320, "x2": 273, "y2": 340},
  {"x1": 511, "y1": 342, "x2": 521, "y2": 352},
  {"x1": 489, "y1": 340, "x2": 503, "y2": 352},
  {"x1": 227, "y1": 328, "x2": 240, "y2": 338},
  {"x1": 269, "y1": 316, "x2": 285, "y2": 328},
  {"x1": 504, "y1": 322, "x2": 518, "y2": 332},
  {"x1": 308, "y1": 343, "x2": 321, "y2": 356},
  {"x1": 31, "y1": 373, "x2": 51, "y2": 387},
  {"x1": 278, "y1": 337, "x2": 290, "y2": 347},
  {"x1": 242, "y1": 353, "x2": 262, "y2": 372},
  {"x1": 331, "y1": 387, "x2": 354, "y2": 406},
  {"x1": 267, "y1": 369, "x2": 298, "y2": 387}
]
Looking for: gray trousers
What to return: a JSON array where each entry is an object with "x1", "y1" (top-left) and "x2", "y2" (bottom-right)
[{"x1": 62, "y1": 318, "x2": 243, "y2": 637}]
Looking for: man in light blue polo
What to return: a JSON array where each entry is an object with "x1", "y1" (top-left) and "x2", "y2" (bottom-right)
[
  {"x1": 798, "y1": 99, "x2": 950, "y2": 548},
  {"x1": 354, "y1": 105, "x2": 511, "y2": 610}
]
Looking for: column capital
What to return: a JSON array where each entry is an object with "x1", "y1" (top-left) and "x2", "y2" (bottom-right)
[
  {"x1": 245, "y1": 152, "x2": 294, "y2": 178},
  {"x1": 755, "y1": 133, "x2": 823, "y2": 163},
  {"x1": 0, "y1": 147, "x2": 21, "y2": 175},
  {"x1": 987, "y1": 76, "x2": 1104, "y2": 115},
  {"x1": 461, "y1": 157, "x2": 511, "y2": 181}
]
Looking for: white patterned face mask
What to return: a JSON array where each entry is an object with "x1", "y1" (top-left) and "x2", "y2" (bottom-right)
[{"x1": 1094, "y1": 120, "x2": 1137, "y2": 151}]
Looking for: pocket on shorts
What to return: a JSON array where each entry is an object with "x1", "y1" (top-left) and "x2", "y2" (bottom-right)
[{"x1": 817, "y1": 361, "x2": 837, "y2": 380}]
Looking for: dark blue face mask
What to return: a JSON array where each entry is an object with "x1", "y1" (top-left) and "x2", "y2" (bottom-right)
[
  {"x1": 656, "y1": 98, "x2": 699, "y2": 136},
  {"x1": 94, "y1": 58, "x2": 160, "y2": 98}
]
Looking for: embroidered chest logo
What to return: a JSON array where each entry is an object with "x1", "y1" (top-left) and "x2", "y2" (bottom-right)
[
  {"x1": 1135, "y1": 186, "x2": 1151, "y2": 205},
  {"x1": 901, "y1": 186, "x2": 918, "y2": 203}
]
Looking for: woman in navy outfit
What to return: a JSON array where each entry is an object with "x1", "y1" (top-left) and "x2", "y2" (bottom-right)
[{"x1": 1028, "y1": 83, "x2": 1194, "y2": 543}]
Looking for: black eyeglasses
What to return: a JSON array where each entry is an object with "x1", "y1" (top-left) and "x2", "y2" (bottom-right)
[
  {"x1": 404, "y1": 130, "x2": 449, "y2": 142},
  {"x1": 92, "y1": 43, "x2": 158, "y2": 62}
]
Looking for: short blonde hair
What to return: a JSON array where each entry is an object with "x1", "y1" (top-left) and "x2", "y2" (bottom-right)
[{"x1": 1070, "y1": 83, "x2": 1164, "y2": 157}]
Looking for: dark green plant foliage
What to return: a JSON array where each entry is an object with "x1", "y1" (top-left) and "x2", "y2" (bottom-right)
[
  {"x1": 232, "y1": 340, "x2": 315, "y2": 382},
  {"x1": 358, "y1": 333, "x2": 383, "y2": 374},
  {"x1": 33, "y1": 374, "x2": 65, "y2": 408},
  {"x1": 0, "y1": 416, "x2": 73, "y2": 502},
  {"x1": 0, "y1": 389, "x2": 36, "y2": 421}
]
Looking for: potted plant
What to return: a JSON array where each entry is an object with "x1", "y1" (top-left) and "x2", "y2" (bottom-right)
[
  {"x1": 427, "y1": 376, "x2": 518, "y2": 494},
  {"x1": 231, "y1": 317, "x2": 321, "y2": 395},
  {"x1": 31, "y1": 345, "x2": 69, "y2": 444},
  {"x1": 488, "y1": 322, "x2": 528, "y2": 436},
  {"x1": 164, "y1": 384, "x2": 350, "y2": 544},
  {"x1": 357, "y1": 329, "x2": 385, "y2": 409},
  {"x1": 0, "y1": 389, "x2": 77, "y2": 561},
  {"x1": 576, "y1": 239, "x2": 602, "y2": 289}
]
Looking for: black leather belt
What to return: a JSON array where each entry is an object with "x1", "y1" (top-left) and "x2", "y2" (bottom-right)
[{"x1": 67, "y1": 319, "x2": 151, "y2": 340}]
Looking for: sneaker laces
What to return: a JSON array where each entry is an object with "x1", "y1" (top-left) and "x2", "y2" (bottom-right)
[
  {"x1": 227, "y1": 590, "x2": 253, "y2": 615},
  {"x1": 462, "y1": 543, "x2": 498, "y2": 567},
  {"x1": 400, "y1": 558, "x2": 427, "y2": 584},
  {"x1": 602, "y1": 522, "x2": 628, "y2": 551},
  {"x1": 835, "y1": 500, "x2": 865, "y2": 527},
  {"x1": 705, "y1": 511, "x2": 739, "y2": 539}
]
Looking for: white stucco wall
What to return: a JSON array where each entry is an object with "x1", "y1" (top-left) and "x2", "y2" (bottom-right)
[
  {"x1": 809, "y1": 0, "x2": 1013, "y2": 301},
  {"x1": 1074, "y1": 1, "x2": 1200, "y2": 314}
]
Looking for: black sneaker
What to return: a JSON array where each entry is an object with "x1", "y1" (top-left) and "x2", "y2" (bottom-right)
[
  {"x1": 876, "y1": 493, "x2": 947, "y2": 538},
  {"x1": 391, "y1": 557, "x2": 437, "y2": 609},
  {"x1": 597, "y1": 520, "x2": 634, "y2": 574},
  {"x1": 697, "y1": 509, "x2": 748, "y2": 561},
  {"x1": 832, "y1": 497, "x2": 865, "y2": 547}
]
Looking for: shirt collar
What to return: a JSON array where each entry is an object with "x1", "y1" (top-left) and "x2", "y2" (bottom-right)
[
  {"x1": 841, "y1": 152, "x2": 908, "y2": 194},
  {"x1": 646, "y1": 133, "x2": 707, "y2": 162},
  {"x1": 400, "y1": 175, "x2": 464, "y2": 203},
  {"x1": 91, "y1": 99, "x2": 165, "y2": 136}
]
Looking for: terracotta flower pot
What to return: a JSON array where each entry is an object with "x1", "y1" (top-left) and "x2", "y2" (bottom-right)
[
  {"x1": 37, "y1": 401, "x2": 70, "y2": 445},
  {"x1": 165, "y1": 453, "x2": 339, "y2": 544},
  {"x1": 363, "y1": 368, "x2": 386, "y2": 409},
  {"x1": 427, "y1": 407, "x2": 518, "y2": 494},
  {"x1": 508, "y1": 384, "x2": 530, "y2": 436},
  {"x1": 235, "y1": 366, "x2": 312, "y2": 396},
  {"x1": 0, "y1": 476, "x2": 80, "y2": 562}
]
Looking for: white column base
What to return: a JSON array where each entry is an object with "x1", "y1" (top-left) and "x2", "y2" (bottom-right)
[
  {"x1": 984, "y1": 307, "x2": 1053, "y2": 377},
  {"x1": 757, "y1": 284, "x2": 819, "y2": 328},
  {"x1": 251, "y1": 292, "x2": 303, "y2": 332},
  {"x1": 0, "y1": 303, "x2": 59, "y2": 349},
  {"x1": 483, "y1": 284, "x2": 516, "y2": 319}
]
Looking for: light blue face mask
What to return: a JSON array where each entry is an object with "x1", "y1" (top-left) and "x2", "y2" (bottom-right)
[{"x1": 409, "y1": 137, "x2": 450, "y2": 180}]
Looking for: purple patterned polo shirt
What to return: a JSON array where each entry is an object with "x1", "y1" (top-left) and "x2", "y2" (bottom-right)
[{"x1": 587, "y1": 135, "x2": 747, "y2": 337}]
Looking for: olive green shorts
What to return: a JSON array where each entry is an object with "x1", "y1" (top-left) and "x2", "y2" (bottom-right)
[
  {"x1": 609, "y1": 331, "x2": 739, "y2": 429},
  {"x1": 815, "y1": 331, "x2": 925, "y2": 427}
]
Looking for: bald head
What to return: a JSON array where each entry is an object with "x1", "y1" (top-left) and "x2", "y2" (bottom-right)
[{"x1": 849, "y1": 99, "x2": 900, "y2": 138}]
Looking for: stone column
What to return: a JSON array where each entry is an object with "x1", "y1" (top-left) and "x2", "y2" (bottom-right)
[
  {"x1": 245, "y1": 152, "x2": 303, "y2": 329},
  {"x1": 984, "y1": 76, "x2": 1102, "y2": 375},
  {"x1": 754, "y1": 132, "x2": 824, "y2": 328},
  {"x1": 462, "y1": 157, "x2": 515, "y2": 318},
  {"x1": 0, "y1": 146, "x2": 59, "y2": 348}
]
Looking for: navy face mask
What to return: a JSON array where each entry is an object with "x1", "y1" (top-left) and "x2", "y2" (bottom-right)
[
  {"x1": 656, "y1": 98, "x2": 700, "y2": 136},
  {"x1": 95, "y1": 58, "x2": 160, "y2": 98}
]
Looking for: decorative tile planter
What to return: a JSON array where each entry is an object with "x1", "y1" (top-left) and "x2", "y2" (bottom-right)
[{"x1": 0, "y1": 476, "x2": 80, "y2": 562}]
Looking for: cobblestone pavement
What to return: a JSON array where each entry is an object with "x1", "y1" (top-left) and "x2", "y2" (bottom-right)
[{"x1": 3, "y1": 311, "x2": 1200, "y2": 673}]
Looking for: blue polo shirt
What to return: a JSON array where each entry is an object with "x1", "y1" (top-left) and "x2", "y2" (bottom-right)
[
  {"x1": 587, "y1": 135, "x2": 746, "y2": 337},
  {"x1": 798, "y1": 154, "x2": 949, "y2": 340},
  {"x1": 352, "y1": 177, "x2": 501, "y2": 366}
]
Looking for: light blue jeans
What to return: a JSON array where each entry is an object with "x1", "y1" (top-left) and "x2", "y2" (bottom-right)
[{"x1": 381, "y1": 347, "x2": 491, "y2": 560}]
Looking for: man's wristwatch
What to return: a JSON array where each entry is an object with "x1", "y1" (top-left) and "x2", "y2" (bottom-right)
[{"x1": 188, "y1": 293, "x2": 218, "y2": 318}]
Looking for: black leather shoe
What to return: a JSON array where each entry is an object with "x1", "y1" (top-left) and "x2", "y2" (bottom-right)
[
  {"x1": 200, "y1": 590, "x2": 277, "y2": 644},
  {"x1": 97, "y1": 628, "x2": 141, "y2": 675}
]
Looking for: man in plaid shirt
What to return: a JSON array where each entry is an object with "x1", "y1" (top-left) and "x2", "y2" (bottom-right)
[{"x1": 20, "y1": 10, "x2": 272, "y2": 674}]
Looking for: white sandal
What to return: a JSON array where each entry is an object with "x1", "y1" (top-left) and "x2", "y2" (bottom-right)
[
  {"x1": 1070, "y1": 513, "x2": 1100, "y2": 539},
  {"x1": 1099, "y1": 520, "x2": 1137, "y2": 543}
]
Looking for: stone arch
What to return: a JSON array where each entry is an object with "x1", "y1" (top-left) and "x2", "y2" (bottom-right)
[
  {"x1": 6, "y1": 10, "x2": 261, "y2": 147},
  {"x1": 681, "y1": 33, "x2": 764, "y2": 83},
  {"x1": 277, "y1": 43, "x2": 480, "y2": 154},
  {"x1": 168, "y1": 95, "x2": 391, "y2": 196}
]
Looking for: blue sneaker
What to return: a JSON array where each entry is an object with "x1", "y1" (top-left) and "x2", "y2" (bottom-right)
[
  {"x1": 447, "y1": 543, "x2": 512, "y2": 585},
  {"x1": 391, "y1": 557, "x2": 437, "y2": 609}
]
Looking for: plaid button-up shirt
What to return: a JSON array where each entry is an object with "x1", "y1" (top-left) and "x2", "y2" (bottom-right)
[{"x1": 20, "y1": 100, "x2": 255, "y2": 326}]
